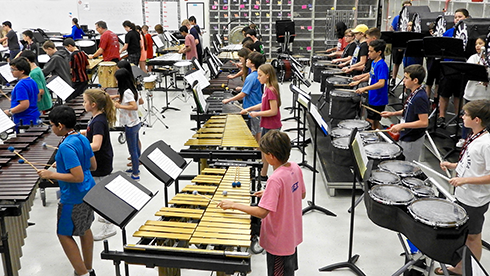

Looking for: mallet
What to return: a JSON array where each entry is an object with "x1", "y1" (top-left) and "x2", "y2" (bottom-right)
[
  {"x1": 42, "y1": 142, "x2": 58, "y2": 150},
  {"x1": 18, "y1": 159, "x2": 52, "y2": 167},
  {"x1": 192, "y1": 190, "x2": 220, "y2": 203},
  {"x1": 0, "y1": 89, "x2": 11, "y2": 101},
  {"x1": 8, "y1": 146, "x2": 54, "y2": 184}
]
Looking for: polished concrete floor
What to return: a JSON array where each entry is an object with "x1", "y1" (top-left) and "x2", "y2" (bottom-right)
[{"x1": 7, "y1": 72, "x2": 490, "y2": 276}]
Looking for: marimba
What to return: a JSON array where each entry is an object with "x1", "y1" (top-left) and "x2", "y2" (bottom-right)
[{"x1": 101, "y1": 167, "x2": 252, "y2": 275}]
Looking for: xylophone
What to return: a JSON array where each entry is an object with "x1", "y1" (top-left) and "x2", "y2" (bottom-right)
[
  {"x1": 190, "y1": 91, "x2": 243, "y2": 123},
  {"x1": 101, "y1": 167, "x2": 252, "y2": 275},
  {"x1": 0, "y1": 125, "x2": 60, "y2": 276}
]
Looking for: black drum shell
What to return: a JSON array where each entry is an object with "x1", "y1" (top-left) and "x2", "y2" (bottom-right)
[
  {"x1": 329, "y1": 90, "x2": 361, "y2": 121},
  {"x1": 320, "y1": 70, "x2": 345, "y2": 93},
  {"x1": 313, "y1": 63, "x2": 332, "y2": 82},
  {"x1": 331, "y1": 137, "x2": 352, "y2": 166}
]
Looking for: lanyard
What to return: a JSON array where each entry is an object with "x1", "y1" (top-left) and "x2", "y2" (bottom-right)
[
  {"x1": 59, "y1": 130, "x2": 77, "y2": 145},
  {"x1": 402, "y1": 86, "x2": 423, "y2": 118},
  {"x1": 458, "y1": 128, "x2": 487, "y2": 163}
]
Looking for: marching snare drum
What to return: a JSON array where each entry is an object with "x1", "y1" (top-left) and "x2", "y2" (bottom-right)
[
  {"x1": 378, "y1": 160, "x2": 423, "y2": 178},
  {"x1": 173, "y1": 61, "x2": 193, "y2": 75},
  {"x1": 369, "y1": 184, "x2": 415, "y2": 206},
  {"x1": 368, "y1": 170, "x2": 401, "y2": 186},
  {"x1": 331, "y1": 137, "x2": 352, "y2": 166},
  {"x1": 408, "y1": 198, "x2": 468, "y2": 228},
  {"x1": 98, "y1": 61, "x2": 117, "y2": 88},
  {"x1": 329, "y1": 90, "x2": 361, "y2": 121},
  {"x1": 410, "y1": 185, "x2": 435, "y2": 198},
  {"x1": 338, "y1": 119, "x2": 370, "y2": 130}
]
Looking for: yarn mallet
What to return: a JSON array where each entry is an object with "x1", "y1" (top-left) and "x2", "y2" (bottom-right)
[
  {"x1": 42, "y1": 142, "x2": 58, "y2": 150},
  {"x1": 9, "y1": 146, "x2": 54, "y2": 184}
]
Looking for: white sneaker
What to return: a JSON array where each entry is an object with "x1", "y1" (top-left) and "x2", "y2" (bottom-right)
[
  {"x1": 456, "y1": 138, "x2": 465, "y2": 148},
  {"x1": 97, "y1": 216, "x2": 107, "y2": 223},
  {"x1": 93, "y1": 223, "x2": 117, "y2": 241}
]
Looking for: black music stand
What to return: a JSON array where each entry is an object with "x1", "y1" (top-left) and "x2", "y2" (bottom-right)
[
  {"x1": 84, "y1": 171, "x2": 157, "y2": 276},
  {"x1": 153, "y1": 68, "x2": 181, "y2": 113},
  {"x1": 302, "y1": 103, "x2": 335, "y2": 217},
  {"x1": 139, "y1": 140, "x2": 189, "y2": 206},
  {"x1": 319, "y1": 128, "x2": 370, "y2": 276},
  {"x1": 290, "y1": 84, "x2": 315, "y2": 172},
  {"x1": 390, "y1": 32, "x2": 426, "y2": 93},
  {"x1": 440, "y1": 61, "x2": 488, "y2": 159}
]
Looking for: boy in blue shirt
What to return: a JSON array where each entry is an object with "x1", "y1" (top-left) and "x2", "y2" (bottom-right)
[
  {"x1": 356, "y1": 39, "x2": 389, "y2": 130},
  {"x1": 38, "y1": 106, "x2": 97, "y2": 276}
]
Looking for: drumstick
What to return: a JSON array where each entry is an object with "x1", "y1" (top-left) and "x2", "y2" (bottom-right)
[
  {"x1": 425, "y1": 130, "x2": 452, "y2": 179},
  {"x1": 413, "y1": 161, "x2": 466, "y2": 190},
  {"x1": 334, "y1": 88, "x2": 356, "y2": 92},
  {"x1": 8, "y1": 147, "x2": 54, "y2": 184},
  {"x1": 0, "y1": 89, "x2": 11, "y2": 101},
  {"x1": 426, "y1": 177, "x2": 456, "y2": 202},
  {"x1": 364, "y1": 129, "x2": 391, "y2": 133},
  {"x1": 333, "y1": 83, "x2": 352, "y2": 87},
  {"x1": 362, "y1": 104, "x2": 383, "y2": 115}
]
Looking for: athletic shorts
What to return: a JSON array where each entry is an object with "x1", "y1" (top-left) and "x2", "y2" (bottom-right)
[
  {"x1": 266, "y1": 249, "x2": 298, "y2": 276},
  {"x1": 366, "y1": 104, "x2": 385, "y2": 121},
  {"x1": 458, "y1": 201, "x2": 489, "y2": 235},
  {"x1": 57, "y1": 202, "x2": 94, "y2": 236},
  {"x1": 248, "y1": 116, "x2": 261, "y2": 136}
]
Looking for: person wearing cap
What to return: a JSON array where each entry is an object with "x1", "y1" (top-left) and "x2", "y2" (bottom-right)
[{"x1": 341, "y1": 24, "x2": 368, "y2": 75}]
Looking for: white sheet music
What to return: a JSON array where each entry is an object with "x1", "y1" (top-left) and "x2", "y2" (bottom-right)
[
  {"x1": 0, "y1": 109, "x2": 15, "y2": 133},
  {"x1": 184, "y1": 70, "x2": 210, "y2": 89},
  {"x1": 152, "y1": 35, "x2": 165, "y2": 49},
  {"x1": 105, "y1": 175, "x2": 151, "y2": 210},
  {"x1": 0, "y1": 64, "x2": 15, "y2": 83},
  {"x1": 147, "y1": 148, "x2": 183, "y2": 180},
  {"x1": 46, "y1": 76, "x2": 74, "y2": 101}
]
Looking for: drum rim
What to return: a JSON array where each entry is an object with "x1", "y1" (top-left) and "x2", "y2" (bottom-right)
[
  {"x1": 331, "y1": 137, "x2": 350, "y2": 149},
  {"x1": 369, "y1": 184, "x2": 415, "y2": 205},
  {"x1": 410, "y1": 185, "x2": 436, "y2": 197},
  {"x1": 330, "y1": 90, "x2": 356, "y2": 97},
  {"x1": 369, "y1": 169, "x2": 401, "y2": 185},
  {"x1": 364, "y1": 142, "x2": 402, "y2": 159},
  {"x1": 331, "y1": 128, "x2": 352, "y2": 138},
  {"x1": 378, "y1": 160, "x2": 422, "y2": 177},
  {"x1": 407, "y1": 198, "x2": 469, "y2": 228}
]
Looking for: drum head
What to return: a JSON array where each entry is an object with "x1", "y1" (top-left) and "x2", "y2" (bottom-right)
[
  {"x1": 401, "y1": 177, "x2": 425, "y2": 188},
  {"x1": 359, "y1": 131, "x2": 379, "y2": 144},
  {"x1": 364, "y1": 143, "x2": 402, "y2": 159},
  {"x1": 411, "y1": 185, "x2": 435, "y2": 198},
  {"x1": 331, "y1": 128, "x2": 351, "y2": 138},
  {"x1": 330, "y1": 90, "x2": 356, "y2": 97},
  {"x1": 338, "y1": 119, "x2": 370, "y2": 130},
  {"x1": 408, "y1": 198, "x2": 468, "y2": 228},
  {"x1": 331, "y1": 137, "x2": 350, "y2": 150},
  {"x1": 327, "y1": 77, "x2": 350, "y2": 85},
  {"x1": 378, "y1": 160, "x2": 422, "y2": 177},
  {"x1": 369, "y1": 184, "x2": 415, "y2": 205},
  {"x1": 369, "y1": 170, "x2": 401, "y2": 185},
  {"x1": 100, "y1": 61, "x2": 117, "y2": 66}
]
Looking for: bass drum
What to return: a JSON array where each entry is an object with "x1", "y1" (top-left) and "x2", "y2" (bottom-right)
[
  {"x1": 271, "y1": 59, "x2": 292, "y2": 81},
  {"x1": 454, "y1": 18, "x2": 490, "y2": 57},
  {"x1": 434, "y1": 15, "x2": 454, "y2": 37}
]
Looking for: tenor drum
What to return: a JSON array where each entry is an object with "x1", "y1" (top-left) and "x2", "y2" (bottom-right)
[
  {"x1": 329, "y1": 90, "x2": 361, "y2": 121},
  {"x1": 359, "y1": 131, "x2": 379, "y2": 144},
  {"x1": 410, "y1": 185, "x2": 435, "y2": 198},
  {"x1": 173, "y1": 61, "x2": 193, "y2": 75},
  {"x1": 364, "y1": 142, "x2": 403, "y2": 168},
  {"x1": 369, "y1": 184, "x2": 415, "y2": 206},
  {"x1": 368, "y1": 170, "x2": 401, "y2": 186},
  {"x1": 330, "y1": 127, "x2": 351, "y2": 138},
  {"x1": 378, "y1": 160, "x2": 423, "y2": 178},
  {"x1": 338, "y1": 119, "x2": 370, "y2": 131},
  {"x1": 331, "y1": 137, "x2": 352, "y2": 166},
  {"x1": 401, "y1": 177, "x2": 426, "y2": 189},
  {"x1": 98, "y1": 61, "x2": 117, "y2": 88},
  {"x1": 408, "y1": 198, "x2": 468, "y2": 228}
]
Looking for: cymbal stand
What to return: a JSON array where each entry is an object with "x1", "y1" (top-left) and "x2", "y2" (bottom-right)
[{"x1": 141, "y1": 88, "x2": 168, "y2": 129}]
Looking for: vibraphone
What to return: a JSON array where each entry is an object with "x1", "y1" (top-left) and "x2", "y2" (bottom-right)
[
  {"x1": 101, "y1": 167, "x2": 252, "y2": 275},
  {"x1": 190, "y1": 91, "x2": 242, "y2": 123},
  {"x1": 0, "y1": 125, "x2": 60, "y2": 276},
  {"x1": 146, "y1": 53, "x2": 184, "y2": 67}
]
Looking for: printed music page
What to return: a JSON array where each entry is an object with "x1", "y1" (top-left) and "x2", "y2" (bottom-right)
[
  {"x1": 46, "y1": 76, "x2": 74, "y2": 101},
  {"x1": 185, "y1": 70, "x2": 210, "y2": 90},
  {"x1": 0, "y1": 64, "x2": 15, "y2": 83},
  {"x1": 105, "y1": 175, "x2": 151, "y2": 210},
  {"x1": 147, "y1": 148, "x2": 183, "y2": 180},
  {"x1": 352, "y1": 132, "x2": 369, "y2": 179},
  {"x1": 0, "y1": 109, "x2": 15, "y2": 133}
]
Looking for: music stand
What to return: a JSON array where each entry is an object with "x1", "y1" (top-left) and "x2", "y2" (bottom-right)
[
  {"x1": 290, "y1": 84, "x2": 315, "y2": 172},
  {"x1": 390, "y1": 32, "x2": 426, "y2": 92},
  {"x1": 439, "y1": 61, "x2": 488, "y2": 159},
  {"x1": 302, "y1": 102, "x2": 335, "y2": 217},
  {"x1": 84, "y1": 171, "x2": 157, "y2": 276},
  {"x1": 319, "y1": 128, "x2": 370, "y2": 275},
  {"x1": 139, "y1": 140, "x2": 189, "y2": 206}
]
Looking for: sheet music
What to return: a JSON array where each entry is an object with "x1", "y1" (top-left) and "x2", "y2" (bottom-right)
[
  {"x1": 0, "y1": 109, "x2": 15, "y2": 133},
  {"x1": 46, "y1": 76, "x2": 74, "y2": 101},
  {"x1": 184, "y1": 70, "x2": 210, "y2": 89},
  {"x1": 153, "y1": 35, "x2": 165, "y2": 49},
  {"x1": 147, "y1": 147, "x2": 183, "y2": 180},
  {"x1": 0, "y1": 64, "x2": 15, "y2": 83},
  {"x1": 310, "y1": 105, "x2": 329, "y2": 135},
  {"x1": 471, "y1": 256, "x2": 487, "y2": 276},
  {"x1": 352, "y1": 131, "x2": 369, "y2": 178},
  {"x1": 105, "y1": 175, "x2": 151, "y2": 210}
]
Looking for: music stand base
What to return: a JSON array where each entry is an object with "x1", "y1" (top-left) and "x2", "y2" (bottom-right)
[
  {"x1": 161, "y1": 106, "x2": 181, "y2": 113},
  {"x1": 302, "y1": 200, "x2": 336, "y2": 217},
  {"x1": 298, "y1": 161, "x2": 317, "y2": 173},
  {"x1": 319, "y1": 255, "x2": 365, "y2": 276}
]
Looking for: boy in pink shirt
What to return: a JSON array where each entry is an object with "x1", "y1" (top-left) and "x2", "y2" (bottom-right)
[
  {"x1": 218, "y1": 130, "x2": 306, "y2": 275},
  {"x1": 178, "y1": 26, "x2": 197, "y2": 60}
]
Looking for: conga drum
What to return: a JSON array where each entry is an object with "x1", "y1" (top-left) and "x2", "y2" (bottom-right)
[{"x1": 98, "y1": 61, "x2": 117, "y2": 88}]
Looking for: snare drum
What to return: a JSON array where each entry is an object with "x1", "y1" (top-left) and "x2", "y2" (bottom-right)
[
  {"x1": 369, "y1": 184, "x2": 415, "y2": 206},
  {"x1": 408, "y1": 198, "x2": 468, "y2": 228},
  {"x1": 98, "y1": 61, "x2": 117, "y2": 88},
  {"x1": 331, "y1": 137, "x2": 352, "y2": 166},
  {"x1": 364, "y1": 142, "x2": 403, "y2": 168},
  {"x1": 76, "y1": 39, "x2": 97, "y2": 54},
  {"x1": 331, "y1": 127, "x2": 352, "y2": 138},
  {"x1": 368, "y1": 170, "x2": 401, "y2": 186},
  {"x1": 173, "y1": 61, "x2": 193, "y2": 75},
  {"x1": 338, "y1": 119, "x2": 370, "y2": 130},
  {"x1": 378, "y1": 160, "x2": 423, "y2": 178},
  {"x1": 411, "y1": 185, "x2": 435, "y2": 198},
  {"x1": 329, "y1": 90, "x2": 361, "y2": 120},
  {"x1": 143, "y1": 75, "x2": 157, "y2": 90}
]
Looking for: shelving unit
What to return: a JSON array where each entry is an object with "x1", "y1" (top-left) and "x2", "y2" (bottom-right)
[
  {"x1": 208, "y1": 0, "x2": 379, "y2": 58},
  {"x1": 417, "y1": 0, "x2": 490, "y2": 18}
]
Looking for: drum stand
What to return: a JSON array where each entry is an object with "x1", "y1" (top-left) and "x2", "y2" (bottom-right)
[
  {"x1": 154, "y1": 69, "x2": 181, "y2": 113},
  {"x1": 141, "y1": 89, "x2": 169, "y2": 129}
]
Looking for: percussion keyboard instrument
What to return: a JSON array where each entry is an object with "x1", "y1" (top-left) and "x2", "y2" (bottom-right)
[{"x1": 147, "y1": 53, "x2": 184, "y2": 66}]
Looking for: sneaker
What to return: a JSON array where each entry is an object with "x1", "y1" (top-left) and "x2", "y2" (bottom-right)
[
  {"x1": 456, "y1": 138, "x2": 465, "y2": 148},
  {"x1": 436, "y1": 117, "x2": 445, "y2": 128},
  {"x1": 93, "y1": 223, "x2": 117, "y2": 241},
  {"x1": 131, "y1": 174, "x2": 140, "y2": 181},
  {"x1": 89, "y1": 269, "x2": 96, "y2": 276},
  {"x1": 97, "y1": 216, "x2": 107, "y2": 223},
  {"x1": 125, "y1": 168, "x2": 133, "y2": 173}
]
